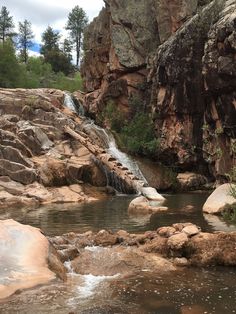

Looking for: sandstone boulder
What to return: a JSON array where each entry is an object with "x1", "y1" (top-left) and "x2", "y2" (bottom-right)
[
  {"x1": 0, "y1": 220, "x2": 65, "y2": 299},
  {"x1": 203, "y1": 184, "x2": 236, "y2": 214},
  {"x1": 128, "y1": 196, "x2": 168, "y2": 215}
]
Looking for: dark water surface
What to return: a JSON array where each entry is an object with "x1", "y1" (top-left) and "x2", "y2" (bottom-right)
[
  {"x1": 0, "y1": 193, "x2": 236, "y2": 313},
  {"x1": 1, "y1": 193, "x2": 235, "y2": 236}
]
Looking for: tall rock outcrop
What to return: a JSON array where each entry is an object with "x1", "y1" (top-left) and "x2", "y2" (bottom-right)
[{"x1": 82, "y1": 0, "x2": 236, "y2": 180}]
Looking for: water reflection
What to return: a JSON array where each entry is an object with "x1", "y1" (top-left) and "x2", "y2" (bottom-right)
[{"x1": 0, "y1": 193, "x2": 236, "y2": 236}]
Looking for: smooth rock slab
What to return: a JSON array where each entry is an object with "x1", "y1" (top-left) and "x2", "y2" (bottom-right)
[
  {"x1": 0, "y1": 220, "x2": 55, "y2": 299},
  {"x1": 203, "y1": 184, "x2": 236, "y2": 214}
]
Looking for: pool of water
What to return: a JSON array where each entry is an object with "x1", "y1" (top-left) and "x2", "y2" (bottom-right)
[
  {"x1": 0, "y1": 266, "x2": 235, "y2": 314},
  {"x1": 0, "y1": 193, "x2": 235, "y2": 236},
  {"x1": 0, "y1": 193, "x2": 236, "y2": 313}
]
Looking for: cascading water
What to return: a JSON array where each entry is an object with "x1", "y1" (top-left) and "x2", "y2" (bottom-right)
[
  {"x1": 63, "y1": 93, "x2": 147, "y2": 193},
  {"x1": 82, "y1": 121, "x2": 147, "y2": 183},
  {"x1": 64, "y1": 93, "x2": 85, "y2": 116}
]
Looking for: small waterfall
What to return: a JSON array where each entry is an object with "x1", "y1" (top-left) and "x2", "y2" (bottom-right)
[
  {"x1": 82, "y1": 121, "x2": 147, "y2": 185},
  {"x1": 64, "y1": 93, "x2": 84, "y2": 115},
  {"x1": 63, "y1": 94, "x2": 147, "y2": 193}
]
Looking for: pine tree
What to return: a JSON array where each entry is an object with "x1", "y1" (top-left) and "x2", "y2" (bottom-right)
[
  {"x1": 62, "y1": 39, "x2": 73, "y2": 61},
  {"x1": 40, "y1": 26, "x2": 60, "y2": 57},
  {"x1": 0, "y1": 6, "x2": 15, "y2": 42},
  {"x1": 65, "y1": 6, "x2": 88, "y2": 68},
  {"x1": 18, "y1": 19, "x2": 34, "y2": 63},
  {"x1": 41, "y1": 26, "x2": 72, "y2": 75},
  {"x1": 0, "y1": 39, "x2": 21, "y2": 87}
]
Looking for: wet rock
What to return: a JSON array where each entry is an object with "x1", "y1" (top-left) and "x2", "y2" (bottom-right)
[
  {"x1": 140, "y1": 187, "x2": 166, "y2": 201},
  {"x1": 182, "y1": 225, "x2": 201, "y2": 237},
  {"x1": 57, "y1": 246, "x2": 80, "y2": 263},
  {"x1": 173, "y1": 257, "x2": 189, "y2": 267},
  {"x1": 128, "y1": 196, "x2": 168, "y2": 215},
  {"x1": 172, "y1": 222, "x2": 195, "y2": 232},
  {"x1": 157, "y1": 226, "x2": 176, "y2": 238},
  {"x1": 187, "y1": 232, "x2": 236, "y2": 266},
  {"x1": 203, "y1": 184, "x2": 236, "y2": 214},
  {"x1": 167, "y1": 233, "x2": 189, "y2": 250},
  {"x1": 94, "y1": 230, "x2": 118, "y2": 247},
  {"x1": 72, "y1": 246, "x2": 175, "y2": 277},
  {"x1": 0, "y1": 220, "x2": 63, "y2": 299},
  {"x1": 0, "y1": 190, "x2": 38, "y2": 209}
]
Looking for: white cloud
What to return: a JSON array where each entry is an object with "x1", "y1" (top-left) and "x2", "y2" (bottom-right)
[{"x1": 1, "y1": 0, "x2": 104, "y2": 44}]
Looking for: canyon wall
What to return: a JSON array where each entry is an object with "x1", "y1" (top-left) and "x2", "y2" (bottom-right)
[{"x1": 81, "y1": 0, "x2": 236, "y2": 180}]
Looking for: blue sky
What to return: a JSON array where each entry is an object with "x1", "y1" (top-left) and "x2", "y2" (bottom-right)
[{"x1": 1, "y1": 0, "x2": 104, "y2": 56}]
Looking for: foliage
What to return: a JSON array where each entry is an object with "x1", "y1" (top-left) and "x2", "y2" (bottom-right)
[
  {"x1": 222, "y1": 166, "x2": 236, "y2": 223},
  {"x1": 0, "y1": 6, "x2": 15, "y2": 42},
  {"x1": 99, "y1": 101, "x2": 125, "y2": 132},
  {"x1": 49, "y1": 71, "x2": 83, "y2": 92},
  {"x1": 99, "y1": 97, "x2": 159, "y2": 157},
  {"x1": 222, "y1": 204, "x2": 236, "y2": 223},
  {"x1": 40, "y1": 26, "x2": 73, "y2": 75},
  {"x1": 0, "y1": 40, "x2": 21, "y2": 87},
  {"x1": 120, "y1": 113, "x2": 160, "y2": 156},
  {"x1": 18, "y1": 19, "x2": 34, "y2": 63},
  {"x1": 66, "y1": 5, "x2": 88, "y2": 67},
  {"x1": 41, "y1": 26, "x2": 60, "y2": 55}
]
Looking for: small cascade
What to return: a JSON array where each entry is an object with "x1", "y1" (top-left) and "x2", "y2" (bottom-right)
[
  {"x1": 64, "y1": 93, "x2": 84, "y2": 115},
  {"x1": 82, "y1": 121, "x2": 147, "y2": 184},
  {"x1": 63, "y1": 94, "x2": 148, "y2": 193}
]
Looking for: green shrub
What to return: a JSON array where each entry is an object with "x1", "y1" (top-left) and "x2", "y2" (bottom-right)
[
  {"x1": 0, "y1": 40, "x2": 22, "y2": 87},
  {"x1": 120, "y1": 113, "x2": 159, "y2": 156}
]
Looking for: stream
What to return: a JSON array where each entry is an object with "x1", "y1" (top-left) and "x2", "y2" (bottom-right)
[
  {"x1": 0, "y1": 96, "x2": 235, "y2": 313},
  {"x1": 0, "y1": 193, "x2": 236, "y2": 314}
]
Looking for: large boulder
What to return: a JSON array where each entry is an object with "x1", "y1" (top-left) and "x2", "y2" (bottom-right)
[
  {"x1": 0, "y1": 220, "x2": 66, "y2": 299},
  {"x1": 203, "y1": 184, "x2": 236, "y2": 214}
]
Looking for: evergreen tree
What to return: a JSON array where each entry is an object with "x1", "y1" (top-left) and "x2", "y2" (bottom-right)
[
  {"x1": 40, "y1": 26, "x2": 60, "y2": 56},
  {"x1": 0, "y1": 39, "x2": 21, "y2": 87},
  {"x1": 65, "y1": 5, "x2": 88, "y2": 68},
  {"x1": 18, "y1": 19, "x2": 34, "y2": 63},
  {"x1": 41, "y1": 26, "x2": 72, "y2": 75},
  {"x1": 62, "y1": 38, "x2": 73, "y2": 61},
  {"x1": 0, "y1": 6, "x2": 15, "y2": 42}
]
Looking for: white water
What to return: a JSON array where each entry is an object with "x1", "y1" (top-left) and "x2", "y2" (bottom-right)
[
  {"x1": 63, "y1": 94, "x2": 147, "y2": 188},
  {"x1": 82, "y1": 121, "x2": 147, "y2": 183},
  {"x1": 64, "y1": 93, "x2": 77, "y2": 112},
  {"x1": 64, "y1": 93, "x2": 85, "y2": 115}
]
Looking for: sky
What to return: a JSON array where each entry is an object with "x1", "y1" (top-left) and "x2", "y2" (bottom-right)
[{"x1": 0, "y1": 0, "x2": 104, "y2": 56}]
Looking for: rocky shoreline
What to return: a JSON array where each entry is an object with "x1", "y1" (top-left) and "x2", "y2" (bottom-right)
[{"x1": 1, "y1": 219, "x2": 236, "y2": 300}]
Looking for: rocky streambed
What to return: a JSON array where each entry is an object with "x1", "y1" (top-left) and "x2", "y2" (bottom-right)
[{"x1": 0, "y1": 215, "x2": 236, "y2": 314}]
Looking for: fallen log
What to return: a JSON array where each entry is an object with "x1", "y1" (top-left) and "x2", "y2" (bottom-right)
[{"x1": 64, "y1": 125, "x2": 146, "y2": 193}]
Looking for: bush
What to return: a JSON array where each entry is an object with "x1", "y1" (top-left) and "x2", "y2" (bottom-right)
[{"x1": 120, "y1": 113, "x2": 159, "y2": 156}]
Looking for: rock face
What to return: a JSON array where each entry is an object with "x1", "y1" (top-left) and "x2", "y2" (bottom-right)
[
  {"x1": 0, "y1": 219, "x2": 65, "y2": 299},
  {"x1": 0, "y1": 88, "x2": 109, "y2": 208},
  {"x1": 203, "y1": 183, "x2": 236, "y2": 214},
  {"x1": 82, "y1": 0, "x2": 236, "y2": 181}
]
